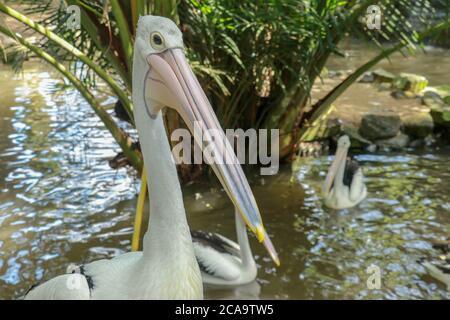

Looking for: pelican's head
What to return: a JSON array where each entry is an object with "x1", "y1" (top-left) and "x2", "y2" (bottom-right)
[
  {"x1": 322, "y1": 135, "x2": 351, "y2": 196},
  {"x1": 134, "y1": 16, "x2": 183, "y2": 63},
  {"x1": 337, "y1": 135, "x2": 351, "y2": 149},
  {"x1": 133, "y1": 16, "x2": 279, "y2": 266}
]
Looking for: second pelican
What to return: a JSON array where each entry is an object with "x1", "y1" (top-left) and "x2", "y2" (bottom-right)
[{"x1": 322, "y1": 135, "x2": 367, "y2": 209}]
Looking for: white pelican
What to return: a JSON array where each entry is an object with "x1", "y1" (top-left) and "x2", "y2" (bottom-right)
[
  {"x1": 191, "y1": 206, "x2": 278, "y2": 286},
  {"x1": 322, "y1": 135, "x2": 367, "y2": 209},
  {"x1": 420, "y1": 239, "x2": 450, "y2": 290},
  {"x1": 25, "y1": 15, "x2": 278, "y2": 300}
]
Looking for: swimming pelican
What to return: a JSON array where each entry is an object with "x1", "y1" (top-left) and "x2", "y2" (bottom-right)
[
  {"x1": 419, "y1": 239, "x2": 450, "y2": 290},
  {"x1": 191, "y1": 206, "x2": 278, "y2": 286},
  {"x1": 25, "y1": 15, "x2": 278, "y2": 300},
  {"x1": 322, "y1": 135, "x2": 367, "y2": 209}
]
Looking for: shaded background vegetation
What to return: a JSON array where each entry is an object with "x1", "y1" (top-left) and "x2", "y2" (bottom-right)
[{"x1": 0, "y1": 0, "x2": 449, "y2": 180}]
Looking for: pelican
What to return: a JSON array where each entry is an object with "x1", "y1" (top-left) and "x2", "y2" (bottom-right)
[
  {"x1": 25, "y1": 15, "x2": 278, "y2": 300},
  {"x1": 419, "y1": 239, "x2": 450, "y2": 290},
  {"x1": 191, "y1": 206, "x2": 278, "y2": 286},
  {"x1": 131, "y1": 173, "x2": 278, "y2": 286},
  {"x1": 322, "y1": 135, "x2": 367, "y2": 209}
]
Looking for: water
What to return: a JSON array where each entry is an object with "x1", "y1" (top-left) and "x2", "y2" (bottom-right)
[{"x1": 0, "y1": 47, "x2": 449, "y2": 299}]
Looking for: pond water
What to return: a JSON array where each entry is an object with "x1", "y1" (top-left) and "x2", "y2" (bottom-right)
[{"x1": 0, "y1": 46, "x2": 449, "y2": 299}]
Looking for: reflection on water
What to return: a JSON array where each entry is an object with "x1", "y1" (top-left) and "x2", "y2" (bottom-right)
[
  {"x1": 1, "y1": 51, "x2": 450, "y2": 299},
  {"x1": 0, "y1": 63, "x2": 139, "y2": 299}
]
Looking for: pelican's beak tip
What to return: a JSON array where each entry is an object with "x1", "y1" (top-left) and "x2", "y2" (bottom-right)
[
  {"x1": 260, "y1": 228, "x2": 280, "y2": 267},
  {"x1": 275, "y1": 258, "x2": 281, "y2": 267},
  {"x1": 271, "y1": 248, "x2": 281, "y2": 267}
]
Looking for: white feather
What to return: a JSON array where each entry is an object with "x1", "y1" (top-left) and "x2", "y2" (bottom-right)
[{"x1": 193, "y1": 242, "x2": 241, "y2": 281}]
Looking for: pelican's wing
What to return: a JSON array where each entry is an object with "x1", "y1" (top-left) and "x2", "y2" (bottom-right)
[
  {"x1": 343, "y1": 159, "x2": 360, "y2": 187},
  {"x1": 24, "y1": 273, "x2": 91, "y2": 300},
  {"x1": 191, "y1": 230, "x2": 240, "y2": 257},
  {"x1": 349, "y1": 167, "x2": 366, "y2": 202},
  {"x1": 191, "y1": 230, "x2": 241, "y2": 281}
]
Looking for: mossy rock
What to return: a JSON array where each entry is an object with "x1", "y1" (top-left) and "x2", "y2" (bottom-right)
[
  {"x1": 401, "y1": 112, "x2": 434, "y2": 138},
  {"x1": 422, "y1": 91, "x2": 445, "y2": 108},
  {"x1": 424, "y1": 86, "x2": 450, "y2": 102},
  {"x1": 359, "y1": 72, "x2": 375, "y2": 83},
  {"x1": 391, "y1": 90, "x2": 416, "y2": 99},
  {"x1": 393, "y1": 73, "x2": 428, "y2": 94},
  {"x1": 378, "y1": 82, "x2": 392, "y2": 91},
  {"x1": 444, "y1": 96, "x2": 450, "y2": 104},
  {"x1": 375, "y1": 133, "x2": 410, "y2": 149},
  {"x1": 372, "y1": 69, "x2": 396, "y2": 83},
  {"x1": 435, "y1": 85, "x2": 450, "y2": 102},
  {"x1": 320, "y1": 67, "x2": 329, "y2": 79},
  {"x1": 430, "y1": 104, "x2": 450, "y2": 127}
]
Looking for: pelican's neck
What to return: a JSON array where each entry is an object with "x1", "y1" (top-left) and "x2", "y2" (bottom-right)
[
  {"x1": 132, "y1": 54, "x2": 193, "y2": 260},
  {"x1": 333, "y1": 148, "x2": 348, "y2": 189},
  {"x1": 235, "y1": 209, "x2": 255, "y2": 269}
]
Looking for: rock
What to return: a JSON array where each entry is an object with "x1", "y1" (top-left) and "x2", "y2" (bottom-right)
[
  {"x1": 422, "y1": 91, "x2": 445, "y2": 108},
  {"x1": 328, "y1": 70, "x2": 349, "y2": 80},
  {"x1": 430, "y1": 103, "x2": 450, "y2": 127},
  {"x1": 375, "y1": 133, "x2": 410, "y2": 149},
  {"x1": 408, "y1": 135, "x2": 437, "y2": 148},
  {"x1": 359, "y1": 72, "x2": 375, "y2": 83},
  {"x1": 431, "y1": 85, "x2": 450, "y2": 104},
  {"x1": 432, "y1": 85, "x2": 450, "y2": 101},
  {"x1": 359, "y1": 113, "x2": 401, "y2": 140},
  {"x1": 401, "y1": 112, "x2": 434, "y2": 138},
  {"x1": 445, "y1": 96, "x2": 450, "y2": 104},
  {"x1": 404, "y1": 91, "x2": 417, "y2": 99},
  {"x1": 328, "y1": 70, "x2": 337, "y2": 78},
  {"x1": 378, "y1": 82, "x2": 392, "y2": 91},
  {"x1": 320, "y1": 67, "x2": 329, "y2": 79},
  {"x1": 424, "y1": 134, "x2": 437, "y2": 146},
  {"x1": 423, "y1": 90, "x2": 443, "y2": 99},
  {"x1": 409, "y1": 139, "x2": 424, "y2": 148},
  {"x1": 423, "y1": 86, "x2": 448, "y2": 100},
  {"x1": 342, "y1": 125, "x2": 372, "y2": 147},
  {"x1": 372, "y1": 69, "x2": 396, "y2": 83},
  {"x1": 366, "y1": 144, "x2": 377, "y2": 152},
  {"x1": 393, "y1": 73, "x2": 428, "y2": 94},
  {"x1": 422, "y1": 91, "x2": 450, "y2": 128},
  {"x1": 391, "y1": 90, "x2": 407, "y2": 99}
]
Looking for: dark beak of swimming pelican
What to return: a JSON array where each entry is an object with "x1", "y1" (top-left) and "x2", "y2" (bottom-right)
[
  {"x1": 322, "y1": 142, "x2": 348, "y2": 197},
  {"x1": 144, "y1": 48, "x2": 280, "y2": 266}
]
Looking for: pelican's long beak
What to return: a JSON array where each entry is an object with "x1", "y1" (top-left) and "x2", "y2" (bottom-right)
[
  {"x1": 322, "y1": 144, "x2": 348, "y2": 197},
  {"x1": 144, "y1": 48, "x2": 279, "y2": 266}
]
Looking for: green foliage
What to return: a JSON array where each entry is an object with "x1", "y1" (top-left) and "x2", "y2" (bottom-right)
[
  {"x1": 180, "y1": 0, "x2": 325, "y2": 128},
  {"x1": 180, "y1": 0, "x2": 448, "y2": 157},
  {"x1": 1, "y1": 0, "x2": 449, "y2": 170}
]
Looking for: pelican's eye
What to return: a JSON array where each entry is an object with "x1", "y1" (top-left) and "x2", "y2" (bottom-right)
[{"x1": 150, "y1": 32, "x2": 165, "y2": 50}]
